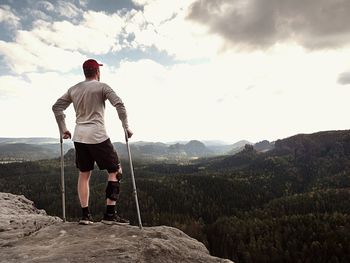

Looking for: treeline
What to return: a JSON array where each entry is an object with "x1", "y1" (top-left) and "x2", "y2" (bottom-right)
[
  {"x1": 1, "y1": 130, "x2": 350, "y2": 262},
  {"x1": 208, "y1": 213, "x2": 350, "y2": 263}
]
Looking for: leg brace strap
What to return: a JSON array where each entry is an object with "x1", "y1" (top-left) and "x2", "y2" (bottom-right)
[{"x1": 105, "y1": 181, "x2": 120, "y2": 201}]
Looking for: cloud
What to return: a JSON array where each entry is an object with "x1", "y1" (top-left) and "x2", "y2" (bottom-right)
[
  {"x1": 131, "y1": 0, "x2": 150, "y2": 7},
  {"x1": 187, "y1": 0, "x2": 350, "y2": 50},
  {"x1": 0, "y1": 30, "x2": 85, "y2": 74},
  {"x1": 35, "y1": 1, "x2": 55, "y2": 12},
  {"x1": 1, "y1": 0, "x2": 221, "y2": 69},
  {"x1": 338, "y1": 72, "x2": 350, "y2": 85},
  {"x1": 32, "y1": 11, "x2": 125, "y2": 54},
  {"x1": 0, "y1": 5, "x2": 20, "y2": 28},
  {"x1": 78, "y1": 0, "x2": 88, "y2": 8},
  {"x1": 0, "y1": 71, "x2": 80, "y2": 137},
  {"x1": 0, "y1": 75, "x2": 29, "y2": 98},
  {"x1": 124, "y1": 0, "x2": 223, "y2": 60},
  {"x1": 18, "y1": 1, "x2": 83, "y2": 25},
  {"x1": 56, "y1": 1, "x2": 82, "y2": 18},
  {"x1": 0, "y1": 9, "x2": 128, "y2": 74}
]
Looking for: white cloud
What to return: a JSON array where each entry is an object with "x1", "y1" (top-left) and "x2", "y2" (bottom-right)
[
  {"x1": 2, "y1": 44, "x2": 350, "y2": 142},
  {"x1": 98, "y1": 45, "x2": 350, "y2": 142},
  {"x1": 0, "y1": 9, "x2": 128, "y2": 74},
  {"x1": 1, "y1": 1, "x2": 223, "y2": 73},
  {"x1": 0, "y1": 30, "x2": 85, "y2": 74},
  {"x1": 0, "y1": 76, "x2": 29, "y2": 98},
  {"x1": 124, "y1": 0, "x2": 223, "y2": 60},
  {"x1": 0, "y1": 5, "x2": 20, "y2": 28},
  {"x1": 0, "y1": 71, "x2": 80, "y2": 137},
  {"x1": 2, "y1": 1, "x2": 350, "y2": 143},
  {"x1": 131, "y1": 0, "x2": 152, "y2": 7},
  {"x1": 32, "y1": 11, "x2": 125, "y2": 54}
]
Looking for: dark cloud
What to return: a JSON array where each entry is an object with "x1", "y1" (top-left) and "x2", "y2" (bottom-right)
[
  {"x1": 338, "y1": 72, "x2": 350, "y2": 85},
  {"x1": 187, "y1": 0, "x2": 350, "y2": 50}
]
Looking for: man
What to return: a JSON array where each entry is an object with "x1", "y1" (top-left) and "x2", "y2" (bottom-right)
[{"x1": 52, "y1": 59, "x2": 133, "y2": 225}]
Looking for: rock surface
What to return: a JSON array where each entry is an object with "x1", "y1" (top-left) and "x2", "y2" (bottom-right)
[
  {"x1": 0, "y1": 193, "x2": 233, "y2": 263},
  {"x1": 0, "y1": 192, "x2": 62, "y2": 247}
]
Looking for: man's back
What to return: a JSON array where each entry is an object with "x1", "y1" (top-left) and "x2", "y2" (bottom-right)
[
  {"x1": 70, "y1": 80, "x2": 106, "y2": 125},
  {"x1": 52, "y1": 80, "x2": 129, "y2": 144}
]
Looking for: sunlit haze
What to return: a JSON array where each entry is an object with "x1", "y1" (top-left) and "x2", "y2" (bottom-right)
[{"x1": 1, "y1": 0, "x2": 350, "y2": 143}]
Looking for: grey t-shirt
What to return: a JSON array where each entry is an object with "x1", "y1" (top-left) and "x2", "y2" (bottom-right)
[{"x1": 52, "y1": 80, "x2": 129, "y2": 144}]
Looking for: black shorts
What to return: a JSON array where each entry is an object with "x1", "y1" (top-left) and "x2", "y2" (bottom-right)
[{"x1": 74, "y1": 138, "x2": 121, "y2": 173}]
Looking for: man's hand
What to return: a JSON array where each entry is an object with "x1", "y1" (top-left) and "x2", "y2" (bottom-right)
[
  {"x1": 126, "y1": 128, "x2": 133, "y2": 138},
  {"x1": 63, "y1": 130, "x2": 72, "y2": 139}
]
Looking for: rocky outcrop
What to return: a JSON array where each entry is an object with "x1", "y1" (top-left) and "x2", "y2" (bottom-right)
[
  {"x1": 0, "y1": 193, "x2": 233, "y2": 263},
  {"x1": 0, "y1": 192, "x2": 61, "y2": 247}
]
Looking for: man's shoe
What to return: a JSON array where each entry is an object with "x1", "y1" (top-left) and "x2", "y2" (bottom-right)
[
  {"x1": 79, "y1": 214, "x2": 94, "y2": 225},
  {"x1": 101, "y1": 212, "x2": 130, "y2": 225}
]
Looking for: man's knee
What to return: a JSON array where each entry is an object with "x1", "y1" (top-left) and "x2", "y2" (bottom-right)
[
  {"x1": 79, "y1": 171, "x2": 91, "y2": 180},
  {"x1": 107, "y1": 171, "x2": 122, "y2": 182},
  {"x1": 107, "y1": 164, "x2": 122, "y2": 177},
  {"x1": 105, "y1": 181, "x2": 120, "y2": 201}
]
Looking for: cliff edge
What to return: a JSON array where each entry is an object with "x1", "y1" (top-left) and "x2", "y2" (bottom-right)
[{"x1": 0, "y1": 193, "x2": 233, "y2": 263}]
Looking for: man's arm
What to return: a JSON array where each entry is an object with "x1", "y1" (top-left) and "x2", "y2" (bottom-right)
[
  {"x1": 103, "y1": 85, "x2": 133, "y2": 137},
  {"x1": 52, "y1": 92, "x2": 72, "y2": 138}
]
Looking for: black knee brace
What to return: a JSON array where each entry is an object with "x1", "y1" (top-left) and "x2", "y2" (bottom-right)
[{"x1": 106, "y1": 181, "x2": 120, "y2": 201}]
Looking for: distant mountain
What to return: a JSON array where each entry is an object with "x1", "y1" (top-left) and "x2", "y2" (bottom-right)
[
  {"x1": 0, "y1": 137, "x2": 73, "y2": 161},
  {"x1": 204, "y1": 130, "x2": 350, "y2": 171},
  {"x1": 166, "y1": 140, "x2": 213, "y2": 158},
  {"x1": 203, "y1": 140, "x2": 250, "y2": 155},
  {"x1": 185, "y1": 140, "x2": 212, "y2": 156},
  {"x1": 201, "y1": 140, "x2": 231, "y2": 146},
  {"x1": 226, "y1": 140, "x2": 252, "y2": 155},
  {"x1": 0, "y1": 137, "x2": 60, "y2": 144},
  {"x1": 253, "y1": 140, "x2": 275, "y2": 152},
  {"x1": 0, "y1": 143, "x2": 72, "y2": 161},
  {"x1": 224, "y1": 140, "x2": 275, "y2": 155},
  {"x1": 273, "y1": 130, "x2": 350, "y2": 156},
  {"x1": 0, "y1": 137, "x2": 273, "y2": 162},
  {"x1": 114, "y1": 140, "x2": 213, "y2": 161},
  {"x1": 168, "y1": 140, "x2": 255, "y2": 156}
]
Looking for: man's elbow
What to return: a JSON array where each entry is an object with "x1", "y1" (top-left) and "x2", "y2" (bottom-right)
[
  {"x1": 52, "y1": 104, "x2": 58, "y2": 113},
  {"x1": 52, "y1": 103, "x2": 62, "y2": 115}
]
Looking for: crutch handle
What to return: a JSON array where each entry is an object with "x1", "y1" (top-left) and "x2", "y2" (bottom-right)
[{"x1": 124, "y1": 128, "x2": 129, "y2": 142}]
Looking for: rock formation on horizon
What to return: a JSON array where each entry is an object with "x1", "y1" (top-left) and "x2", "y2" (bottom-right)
[{"x1": 0, "y1": 192, "x2": 233, "y2": 263}]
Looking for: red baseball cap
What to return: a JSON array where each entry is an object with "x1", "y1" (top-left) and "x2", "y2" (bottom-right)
[{"x1": 82, "y1": 59, "x2": 103, "y2": 70}]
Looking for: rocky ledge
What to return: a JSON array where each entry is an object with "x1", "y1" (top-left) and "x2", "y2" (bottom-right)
[{"x1": 0, "y1": 193, "x2": 233, "y2": 263}]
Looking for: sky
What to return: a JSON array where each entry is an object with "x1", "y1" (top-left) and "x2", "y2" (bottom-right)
[{"x1": 1, "y1": 0, "x2": 350, "y2": 144}]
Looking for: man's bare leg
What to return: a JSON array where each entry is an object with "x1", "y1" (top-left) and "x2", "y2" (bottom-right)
[
  {"x1": 78, "y1": 171, "x2": 92, "y2": 207},
  {"x1": 78, "y1": 171, "x2": 93, "y2": 224}
]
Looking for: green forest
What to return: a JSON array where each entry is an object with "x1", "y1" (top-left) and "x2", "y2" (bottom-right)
[{"x1": 1, "y1": 130, "x2": 350, "y2": 263}]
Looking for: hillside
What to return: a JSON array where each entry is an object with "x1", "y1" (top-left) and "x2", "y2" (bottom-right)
[
  {"x1": 0, "y1": 138, "x2": 255, "y2": 162},
  {"x1": 0, "y1": 137, "x2": 58, "y2": 144},
  {"x1": 1, "y1": 130, "x2": 350, "y2": 262},
  {"x1": 0, "y1": 143, "x2": 72, "y2": 162}
]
